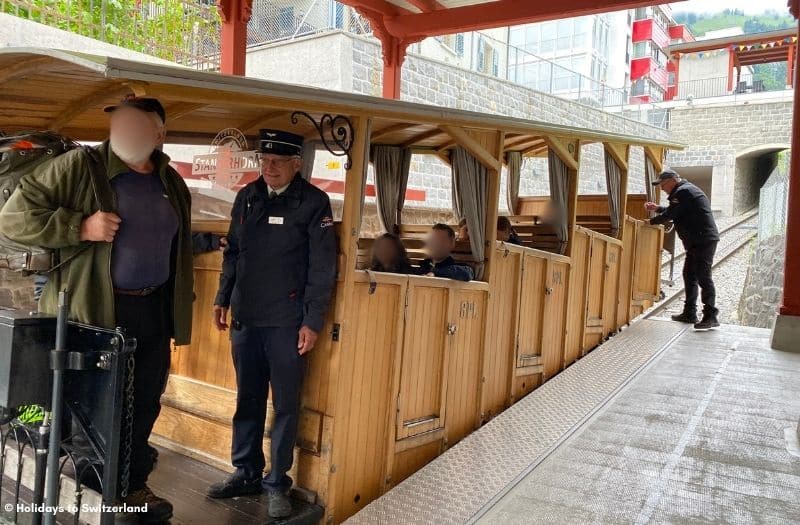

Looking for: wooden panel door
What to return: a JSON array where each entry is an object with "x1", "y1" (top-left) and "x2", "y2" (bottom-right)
[
  {"x1": 602, "y1": 242, "x2": 622, "y2": 336},
  {"x1": 583, "y1": 236, "x2": 607, "y2": 348},
  {"x1": 617, "y1": 218, "x2": 637, "y2": 326},
  {"x1": 564, "y1": 229, "x2": 590, "y2": 367},
  {"x1": 480, "y1": 247, "x2": 522, "y2": 421},
  {"x1": 540, "y1": 259, "x2": 569, "y2": 380},
  {"x1": 516, "y1": 254, "x2": 547, "y2": 368},
  {"x1": 396, "y1": 282, "x2": 449, "y2": 439},
  {"x1": 444, "y1": 288, "x2": 487, "y2": 445}
]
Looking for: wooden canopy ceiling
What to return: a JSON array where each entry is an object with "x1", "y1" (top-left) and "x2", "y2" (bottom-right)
[
  {"x1": 669, "y1": 28, "x2": 798, "y2": 67},
  {"x1": 0, "y1": 48, "x2": 682, "y2": 161}
]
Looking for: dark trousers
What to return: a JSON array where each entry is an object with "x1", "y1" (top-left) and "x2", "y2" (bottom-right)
[
  {"x1": 230, "y1": 324, "x2": 306, "y2": 494},
  {"x1": 114, "y1": 288, "x2": 172, "y2": 492},
  {"x1": 682, "y1": 241, "x2": 718, "y2": 315}
]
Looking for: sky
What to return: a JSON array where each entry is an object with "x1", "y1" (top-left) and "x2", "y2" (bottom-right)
[{"x1": 669, "y1": 0, "x2": 790, "y2": 15}]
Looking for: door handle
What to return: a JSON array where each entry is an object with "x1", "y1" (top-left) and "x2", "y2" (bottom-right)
[
  {"x1": 447, "y1": 323, "x2": 457, "y2": 335},
  {"x1": 545, "y1": 287, "x2": 553, "y2": 295}
]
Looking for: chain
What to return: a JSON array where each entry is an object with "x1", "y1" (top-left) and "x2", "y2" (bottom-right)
[{"x1": 118, "y1": 352, "x2": 135, "y2": 498}]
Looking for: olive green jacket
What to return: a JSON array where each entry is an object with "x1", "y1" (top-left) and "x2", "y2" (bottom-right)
[{"x1": 0, "y1": 141, "x2": 194, "y2": 345}]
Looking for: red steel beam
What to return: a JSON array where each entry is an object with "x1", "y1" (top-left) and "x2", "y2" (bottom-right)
[
  {"x1": 781, "y1": 16, "x2": 800, "y2": 317},
  {"x1": 380, "y1": 0, "x2": 680, "y2": 39},
  {"x1": 218, "y1": 0, "x2": 252, "y2": 75}
]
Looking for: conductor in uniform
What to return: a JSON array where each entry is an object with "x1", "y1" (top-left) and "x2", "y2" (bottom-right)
[
  {"x1": 207, "y1": 129, "x2": 337, "y2": 518},
  {"x1": 645, "y1": 168, "x2": 720, "y2": 330}
]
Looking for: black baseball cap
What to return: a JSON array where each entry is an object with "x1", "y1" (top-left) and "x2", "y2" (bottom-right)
[
  {"x1": 104, "y1": 96, "x2": 166, "y2": 124},
  {"x1": 651, "y1": 168, "x2": 679, "y2": 185},
  {"x1": 258, "y1": 129, "x2": 304, "y2": 156}
]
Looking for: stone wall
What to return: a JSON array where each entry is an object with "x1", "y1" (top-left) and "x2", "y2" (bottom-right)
[
  {"x1": 349, "y1": 34, "x2": 665, "y2": 207},
  {"x1": 738, "y1": 235, "x2": 785, "y2": 329},
  {"x1": 666, "y1": 99, "x2": 792, "y2": 216}
]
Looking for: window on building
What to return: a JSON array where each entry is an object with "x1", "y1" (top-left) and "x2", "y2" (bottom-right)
[
  {"x1": 278, "y1": 6, "x2": 294, "y2": 35},
  {"x1": 455, "y1": 34, "x2": 465, "y2": 56}
]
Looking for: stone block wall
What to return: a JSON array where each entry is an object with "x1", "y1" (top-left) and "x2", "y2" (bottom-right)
[
  {"x1": 666, "y1": 100, "x2": 792, "y2": 216},
  {"x1": 738, "y1": 235, "x2": 785, "y2": 329}
]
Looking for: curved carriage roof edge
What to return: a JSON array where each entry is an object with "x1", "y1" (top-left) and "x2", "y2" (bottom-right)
[{"x1": 0, "y1": 47, "x2": 684, "y2": 151}]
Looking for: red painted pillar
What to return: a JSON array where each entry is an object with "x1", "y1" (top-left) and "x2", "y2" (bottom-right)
[
  {"x1": 381, "y1": 36, "x2": 409, "y2": 99},
  {"x1": 727, "y1": 50, "x2": 735, "y2": 92},
  {"x1": 781, "y1": 24, "x2": 800, "y2": 318},
  {"x1": 217, "y1": 0, "x2": 252, "y2": 76}
]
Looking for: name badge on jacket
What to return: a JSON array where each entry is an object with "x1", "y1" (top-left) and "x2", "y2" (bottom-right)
[{"x1": 268, "y1": 216, "x2": 284, "y2": 225}]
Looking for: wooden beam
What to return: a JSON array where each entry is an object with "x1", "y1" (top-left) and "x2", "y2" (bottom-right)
[
  {"x1": 504, "y1": 135, "x2": 542, "y2": 149},
  {"x1": 603, "y1": 142, "x2": 628, "y2": 171},
  {"x1": 435, "y1": 150, "x2": 452, "y2": 166},
  {"x1": 48, "y1": 81, "x2": 148, "y2": 132},
  {"x1": 166, "y1": 103, "x2": 206, "y2": 121},
  {"x1": 371, "y1": 122, "x2": 416, "y2": 141},
  {"x1": 237, "y1": 111, "x2": 290, "y2": 133},
  {"x1": 643, "y1": 145, "x2": 664, "y2": 173},
  {"x1": 544, "y1": 136, "x2": 579, "y2": 172},
  {"x1": 565, "y1": 144, "x2": 581, "y2": 258},
  {"x1": 522, "y1": 143, "x2": 549, "y2": 156},
  {"x1": 483, "y1": 130, "x2": 505, "y2": 281},
  {"x1": 377, "y1": 0, "x2": 661, "y2": 39},
  {"x1": 0, "y1": 57, "x2": 57, "y2": 86},
  {"x1": 506, "y1": 138, "x2": 545, "y2": 153},
  {"x1": 439, "y1": 125, "x2": 501, "y2": 172},
  {"x1": 402, "y1": 128, "x2": 445, "y2": 148},
  {"x1": 435, "y1": 139, "x2": 457, "y2": 152}
]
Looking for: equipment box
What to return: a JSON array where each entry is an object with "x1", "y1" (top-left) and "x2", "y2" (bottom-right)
[{"x1": 0, "y1": 309, "x2": 56, "y2": 408}]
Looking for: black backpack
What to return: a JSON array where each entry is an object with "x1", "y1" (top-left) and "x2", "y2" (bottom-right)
[{"x1": 0, "y1": 131, "x2": 109, "y2": 274}]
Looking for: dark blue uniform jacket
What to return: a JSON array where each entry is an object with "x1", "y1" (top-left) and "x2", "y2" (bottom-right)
[
  {"x1": 215, "y1": 174, "x2": 337, "y2": 333},
  {"x1": 415, "y1": 256, "x2": 474, "y2": 282}
]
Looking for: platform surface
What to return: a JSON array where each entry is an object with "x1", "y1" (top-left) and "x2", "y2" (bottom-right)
[{"x1": 348, "y1": 320, "x2": 800, "y2": 524}]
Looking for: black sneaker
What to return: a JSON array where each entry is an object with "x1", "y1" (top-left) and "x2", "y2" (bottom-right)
[
  {"x1": 123, "y1": 485, "x2": 173, "y2": 523},
  {"x1": 671, "y1": 312, "x2": 699, "y2": 324},
  {"x1": 207, "y1": 473, "x2": 262, "y2": 499},
  {"x1": 694, "y1": 315, "x2": 720, "y2": 331},
  {"x1": 268, "y1": 491, "x2": 293, "y2": 519}
]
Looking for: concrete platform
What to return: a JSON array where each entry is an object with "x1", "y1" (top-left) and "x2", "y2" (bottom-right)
[{"x1": 349, "y1": 320, "x2": 800, "y2": 524}]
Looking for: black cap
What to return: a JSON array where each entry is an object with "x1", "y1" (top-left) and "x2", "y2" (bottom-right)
[
  {"x1": 104, "y1": 96, "x2": 166, "y2": 124},
  {"x1": 651, "y1": 168, "x2": 679, "y2": 185},
  {"x1": 258, "y1": 129, "x2": 303, "y2": 156}
]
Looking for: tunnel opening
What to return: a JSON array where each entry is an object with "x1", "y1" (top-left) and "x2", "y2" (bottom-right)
[{"x1": 734, "y1": 144, "x2": 790, "y2": 216}]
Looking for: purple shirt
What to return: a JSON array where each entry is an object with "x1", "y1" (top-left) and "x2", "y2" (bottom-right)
[{"x1": 110, "y1": 171, "x2": 179, "y2": 290}]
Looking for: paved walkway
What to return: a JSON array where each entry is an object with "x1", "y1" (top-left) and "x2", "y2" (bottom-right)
[{"x1": 349, "y1": 320, "x2": 800, "y2": 524}]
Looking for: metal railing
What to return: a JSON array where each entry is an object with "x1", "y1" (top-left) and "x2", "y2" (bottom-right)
[
  {"x1": 672, "y1": 74, "x2": 792, "y2": 101},
  {"x1": 757, "y1": 151, "x2": 790, "y2": 243},
  {"x1": 1, "y1": 0, "x2": 222, "y2": 70}
]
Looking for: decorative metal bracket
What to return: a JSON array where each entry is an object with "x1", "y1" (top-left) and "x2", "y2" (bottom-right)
[{"x1": 291, "y1": 111, "x2": 354, "y2": 169}]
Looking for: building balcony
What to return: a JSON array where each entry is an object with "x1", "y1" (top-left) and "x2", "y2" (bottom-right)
[{"x1": 632, "y1": 19, "x2": 670, "y2": 50}]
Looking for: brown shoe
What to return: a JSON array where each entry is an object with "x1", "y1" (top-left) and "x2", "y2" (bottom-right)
[{"x1": 123, "y1": 485, "x2": 174, "y2": 523}]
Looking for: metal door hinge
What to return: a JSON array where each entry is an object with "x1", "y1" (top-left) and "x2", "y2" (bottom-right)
[{"x1": 331, "y1": 323, "x2": 341, "y2": 341}]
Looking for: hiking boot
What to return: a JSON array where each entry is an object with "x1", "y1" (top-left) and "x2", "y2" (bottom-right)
[
  {"x1": 207, "y1": 472, "x2": 262, "y2": 499},
  {"x1": 123, "y1": 485, "x2": 173, "y2": 523},
  {"x1": 268, "y1": 491, "x2": 293, "y2": 519},
  {"x1": 694, "y1": 312, "x2": 720, "y2": 331},
  {"x1": 671, "y1": 311, "x2": 698, "y2": 324}
]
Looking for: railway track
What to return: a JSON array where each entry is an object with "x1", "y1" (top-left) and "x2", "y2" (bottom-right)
[{"x1": 646, "y1": 212, "x2": 758, "y2": 319}]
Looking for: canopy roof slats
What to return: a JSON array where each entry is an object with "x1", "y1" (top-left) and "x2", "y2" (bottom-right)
[{"x1": 0, "y1": 48, "x2": 683, "y2": 155}]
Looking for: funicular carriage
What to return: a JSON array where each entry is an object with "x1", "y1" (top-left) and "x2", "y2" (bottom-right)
[{"x1": 0, "y1": 49, "x2": 675, "y2": 523}]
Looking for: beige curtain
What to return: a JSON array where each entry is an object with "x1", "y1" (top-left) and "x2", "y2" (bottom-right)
[
  {"x1": 645, "y1": 156, "x2": 659, "y2": 211},
  {"x1": 451, "y1": 161, "x2": 463, "y2": 220},
  {"x1": 604, "y1": 149, "x2": 622, "y2": 238},
  {"x1": 300, "y1": 141, "x2": 317, "y2": 181},
  {"x1": 371, "y1": 145, "x2": 412, "y2": 234},
  {"x1": 451, "y1": 147, "x2": 487, "y2": 278},
  {"x1": 547, "y1": 150, "x2": 570, "y2": 255},
  {"x1": 506, "y1": 151, "x2": 522, "y2": 214}
]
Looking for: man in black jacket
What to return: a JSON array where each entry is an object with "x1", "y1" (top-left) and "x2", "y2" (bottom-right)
[
  {"x1": 207, "y1": 129, "x2": 337, "y2": 518},
  {"x1": 645, "y1": 169, "x2": 720, "y2": 330}
]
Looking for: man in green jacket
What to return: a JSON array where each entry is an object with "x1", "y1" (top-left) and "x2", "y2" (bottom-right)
[{"x1": 0, "y1": 96, "x2": 193, "y2": 523}]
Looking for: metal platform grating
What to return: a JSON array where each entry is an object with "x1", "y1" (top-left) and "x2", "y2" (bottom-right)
[
  {"x1": 478, "y1": 323, "x2": 800, "y2": 524},
  {"x1": 347, "y1": 319, "x2": 687, "y2": 524}
]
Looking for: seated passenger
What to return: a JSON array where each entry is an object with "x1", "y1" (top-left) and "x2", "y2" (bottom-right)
[
  {"x1": 497, "y1": 216, "x2": 522, "y2": 245},
  {"x1": 370, "y1": 233, "x2": 413, "y2": 274},
  {"x1": 416, "y1": 224, "x2": 474, "y2": 282},
  {"x1": 456, "y1": 217, "x2": 470, "y2": 242}
]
